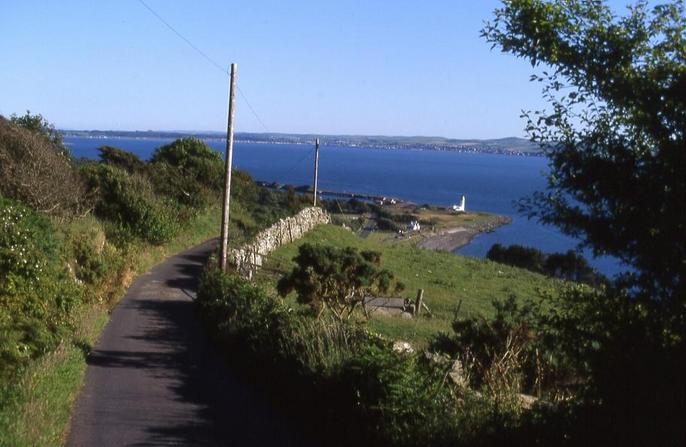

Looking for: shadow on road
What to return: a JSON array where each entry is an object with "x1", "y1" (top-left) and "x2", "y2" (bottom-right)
[{"x1": 76, "y1": 241, "x2": 313, "y2": 446}]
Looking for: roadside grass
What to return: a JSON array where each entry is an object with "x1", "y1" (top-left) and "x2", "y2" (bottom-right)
[
  {"x1": 0, "y1": 206, "x2": 222, "y2": 447},
  {"x1": 260, "y1": 224, "x2": 561, "y2": 347},
  {"x1": 0, "y1": 305, "x2": 109, "y2": 447}
]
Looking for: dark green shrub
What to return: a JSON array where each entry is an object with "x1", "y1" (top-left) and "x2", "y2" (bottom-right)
[
  {"x1": 487, "y1": 244, "x2": 605, "y2": 286},
  {"x1": 230, "y1": 171, "x2": 310, "y2": 231},
  {"x1": 487, "y1": 244, "x2": 546, "y2": 272},
  {"x1": 277, "y1": 243, "x2": 401, "y2": 321},
  {"x1": 151, "y1": 137, "x2": 224, "y2": 189},
  {"x1": 393, "y1": 213, "x2": 419, "y2": 224},
  {"x1": 324, "y1": 198, "x2": 380, "y2": 216},
  {"x1": 98, "y1": 145, "x2": 146, "y2": 174},
  {"x1": 147, "y1": 162, "x2": 211, "y2": 208},
  {"x1": 543, "y1": 250, "x2": 603, "y2": 285},
  {"x1": 196, "y1": 266, "x2": 278, "y2": 341},
  {"x1": 376, "y1": 217, "x2": 402, "y2": 232},
  {"x1": 340, "y1": 345, "x2": 472, "y2": 447},
  {"x1": 148, "y1": 138, "x2": 225, "y2": 208},
  {"x1": 82, "y1": 164, "x2": 180, "y2": 244},
  {"x1": 529, "y1": 286, "x2": 686, "y2": 446}
]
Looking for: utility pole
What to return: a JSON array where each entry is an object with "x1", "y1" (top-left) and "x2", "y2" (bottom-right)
[
  {"x1": 313, "y1": 138, "x2": 320, "y2": 206},
  {"x1": 220, "y1": 63, "x2": 237, "y2": 271}
]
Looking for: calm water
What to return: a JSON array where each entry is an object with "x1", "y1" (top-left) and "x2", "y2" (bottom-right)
[{"x1": 65, "y1": 136, "x2": 622, "y2": 276}]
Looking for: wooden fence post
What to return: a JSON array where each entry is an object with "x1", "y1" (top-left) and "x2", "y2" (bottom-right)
[{"x1": 415, "y1": 289, "x2": 424, "y2": 317}]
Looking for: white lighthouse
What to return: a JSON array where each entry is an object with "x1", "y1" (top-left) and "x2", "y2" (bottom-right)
[{"x1": 452, "y1": 195, "x2": 466, "y2": 213}]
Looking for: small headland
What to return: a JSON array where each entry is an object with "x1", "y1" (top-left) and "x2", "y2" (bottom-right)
[
  {"x1": 256, "y1": 180, "x2": 511, "y2": 253},
  {"x1": 376, "y1": 202, "x2": 511, "y2": 252}
]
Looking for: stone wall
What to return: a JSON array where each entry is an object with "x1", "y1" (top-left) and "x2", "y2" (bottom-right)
[{"x1": 229, "y1": 206, "x2": 330, "y2": 278}]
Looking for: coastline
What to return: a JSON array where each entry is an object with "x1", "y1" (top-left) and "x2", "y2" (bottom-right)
[
  {"x1": 417, "y1": 215, "x2": 512, "y2": 252},
  {"x1": 61, "y1": 133, "x2": 545, "y2": 157}
]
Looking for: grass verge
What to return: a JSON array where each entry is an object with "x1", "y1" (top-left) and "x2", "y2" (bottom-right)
[{"x1": 0, "y1": 207, "x2": 221, "y2": 447}]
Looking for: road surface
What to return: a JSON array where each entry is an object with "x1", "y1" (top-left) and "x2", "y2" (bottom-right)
[{"x1": 67, "y1": 239, "x2": 313, "y2": 446}]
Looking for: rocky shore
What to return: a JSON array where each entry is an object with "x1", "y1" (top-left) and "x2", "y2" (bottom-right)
[{"x1": 417, "y1": 215, "x2": 512, "y2": 252}]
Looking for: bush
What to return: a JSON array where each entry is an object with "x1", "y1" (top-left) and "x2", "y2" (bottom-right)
[
  {"x1": 151, "y1": 137, "x2": 224, "y2": 189},
  {"x1": 431, "y1": 295, "x2": 574, "y2": 400},
  {"x1": 277, "y1": 243, "x2": 402, "y2": 320},
  {"x1": 340, "y1": 344, "x2": 468, "y2": 447},
  {"x1": 376, "y1": 217, "x2": 402, "y2": 232},
  {"x1": 98, "y1": 145, "x2": 146, "y2": 174},
  {"x1": 64, "y1": 217, "x2": 118, "y2": 286},
  {"x1": 542, "y1": 250, "x2": 602, "y2": 284},
  {"x1": 530, "y1": 286, "x2": 686, "y2": 446},
  {"x1": 197, "y1": 266, "x2": 524, "y2": 446},
  {"x1": 487, "y1": 244, "x2": 546, "y2": 272},
  {"x1": 0, "y1": 116, "x2": 88, "y2": 219},
  {"x1": 147, "y1": 138, "x2": 224, "y2": 208},
  {"x1": 487, "y1": 243, "x2": 605, "y2": 286},
  {"x1": 231, "y1": 171, "x2": 310, "y2": 232},
  {"x1": 147, "y1": 161, "x2": 212, "y2": 209},
  {"x1": 82, "y1": 164, "x2": 180, "y2": 244},
  {"x1": 0, "y1": 197, "x2": 83, "y2": 379},
  {"x1": 324, "y1": 198, "x2": 385, "y2": 216},
  {"x1": 9, "y1": 110, "x2": 64, "y2": 149}
]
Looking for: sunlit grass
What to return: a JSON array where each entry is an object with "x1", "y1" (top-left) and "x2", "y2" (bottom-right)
[{"x1": 261, "y1": 224, "x2": 561, "y2": 347}]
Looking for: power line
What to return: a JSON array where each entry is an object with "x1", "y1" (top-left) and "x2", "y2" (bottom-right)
[
  {"x1": 137, "y1": 0, "x2": 227, "y2": 75},
  {"x1": 137, "y1": 0, "x2": 271, "y2": 132},
  {"x1": 238, "y1": 87, "x2": 270, "y2": 133},
  {"x1": 280, "y1": 147, "x2": 314, "y2": 179}
]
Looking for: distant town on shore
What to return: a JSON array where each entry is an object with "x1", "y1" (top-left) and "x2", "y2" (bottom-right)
[{"x1": 62, "y1": 129, "x2": 544, "y2": 156}]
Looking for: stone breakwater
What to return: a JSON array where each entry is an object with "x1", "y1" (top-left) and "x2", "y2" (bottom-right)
[{"x1": 230, "y1": 207, "x2": 330, "y2": 277}]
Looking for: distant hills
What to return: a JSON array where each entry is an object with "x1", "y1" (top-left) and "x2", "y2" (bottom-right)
[{"x1": 61, "y1": 130, "x2": 544, "y2": 155}]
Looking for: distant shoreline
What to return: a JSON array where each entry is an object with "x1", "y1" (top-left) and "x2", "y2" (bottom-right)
[{"x1": 62, "y1": 131, "x2": 545, "y2": 157}]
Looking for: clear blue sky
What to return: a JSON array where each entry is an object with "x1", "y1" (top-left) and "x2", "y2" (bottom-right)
[{"x1": 0, "y1": 0, "x2": 633, "y2": 138}]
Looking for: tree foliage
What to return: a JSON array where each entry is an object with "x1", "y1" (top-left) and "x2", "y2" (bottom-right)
[
  {"x1": 98, "y1": 145, "x2": 146, "y2": 174},
  {"x1": 482, "y1": 1, "x2": 686, "y2": 444},
  {"x1": 0, "y1": 116, "x2": 88, "y2": 218},
  {"x1": 277, "y1": 243, "x2": 403, "y2": 321},
  {"x1": 484, "y1": 0, "x2": 685, "y2": 302},
  {"x1": 150, "y1": 137, "x2": 224, "y2": 190},
  {"x1": 9, "y1": 110, "x2": 64, "y2": 149},
  {"x1": 147, "y1": 137, "x2": 225, "y2": 208},
  {"x1": 81, "y1": 163, "x2": 181, "y2": 244},
  {"x1": 487, "y1": 243, "x2": 603, "y2": 284}
]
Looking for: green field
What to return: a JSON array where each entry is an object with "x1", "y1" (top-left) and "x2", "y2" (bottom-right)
[{"x1": 259, "y1": 224, "x2": 562, "y2": 346}]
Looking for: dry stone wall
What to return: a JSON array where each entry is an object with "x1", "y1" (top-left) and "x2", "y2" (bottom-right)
[{"x1": 229, "y1": 206, "x2": 330, "y2": 278}]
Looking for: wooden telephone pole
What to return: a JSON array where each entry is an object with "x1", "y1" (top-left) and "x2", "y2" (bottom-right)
[
  {"x1": 220, "y1": 63, "x2": 237, "y2": 271},
  {"x1": 313, "y1": 138, "x2": 320, "y2": 206}
]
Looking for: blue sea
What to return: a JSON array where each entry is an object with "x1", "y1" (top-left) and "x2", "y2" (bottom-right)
[{"x1": 65, "y1": 136, "x2": 622, "y2": 277}]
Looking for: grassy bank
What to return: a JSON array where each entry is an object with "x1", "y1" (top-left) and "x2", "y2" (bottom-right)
[
  {"x1": 0, "y1": 207, "x2": 221, "y2": 447},
  {"x1": 258, "y1": 224, "x2": 561, "y2": 346}
]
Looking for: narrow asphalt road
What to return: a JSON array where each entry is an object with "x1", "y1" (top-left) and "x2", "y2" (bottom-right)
[{"x1": 67, "y1": 240, "x2": 313, "y2": 447}]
